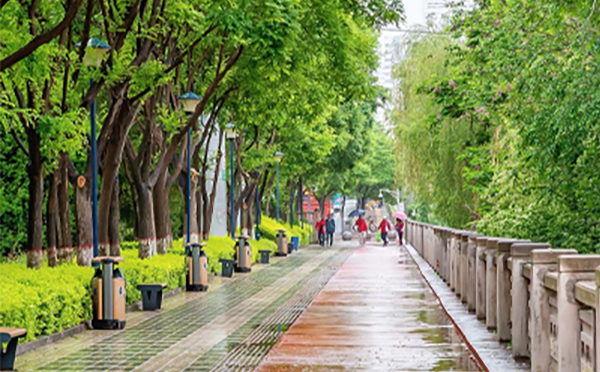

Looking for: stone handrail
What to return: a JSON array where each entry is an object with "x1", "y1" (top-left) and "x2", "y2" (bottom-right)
[{"x1": 404, "y1": 220, "x2": 600, "y2": 372}]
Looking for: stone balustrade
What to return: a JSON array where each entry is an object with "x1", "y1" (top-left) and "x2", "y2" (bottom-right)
[{"x1": 405, "y1": 220, "x2": 600, "y2": 372}]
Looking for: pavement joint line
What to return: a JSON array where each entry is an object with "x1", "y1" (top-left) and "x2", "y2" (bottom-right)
[{"x1": 131, "y1": 249, "x2": 339, "y2": 372}]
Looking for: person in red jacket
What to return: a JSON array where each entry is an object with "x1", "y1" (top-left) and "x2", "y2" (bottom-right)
[
  {"x1": 395, "y1": 218, "x2": 404, "y2": 246},
  {"x1": 355, "y1": 215, "x2": 368, "y2": 246},
  {"x1": 378, "y1": 216, "x2": 392, "y2": 246},
  {"x1": 315, "y1": 217, "x2": 326, "y2": 246}
]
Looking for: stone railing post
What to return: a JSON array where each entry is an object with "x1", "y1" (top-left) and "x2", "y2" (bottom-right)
[
  {"x1": 557, "y1": 255, "x2": 600, "y2": 372},
  {"x1": 486, "y1": 237, "x2": 500, "y2": 330},
  {"x1": 476, "y1": 236, "x2": 489, "y2": 320},
  {"x1": 496, "y1": 239, "x2": 528, "y2": 341},
  {"x1": 435, "y1": 227, "x2": 443, "y2": 275},
  {"x1": 454, "y1": 231, "x2": 463, "y2": 298},
  {"x1": 510, "y1": 243, "x2": 550, "y2": 359},
  {"x1": 529, "y1": 249, "x2": 576, "y2": 372},
  {"x1": 450, "y1": 230, "x2": 460, "y2": 293},
  {"x1": 467, "y1": 233, "x2": 479, "y2": 312},
  {"x1": 460, "y1": 232, "x2": 469, "y2": 304},
  {"x1": 440, "y1": 228, "x2": 449, "y2": 282}
]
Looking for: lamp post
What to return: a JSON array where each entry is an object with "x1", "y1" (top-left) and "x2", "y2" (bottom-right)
[
  {"x1": 274, "y1": 151, "x2": 284, "y2": 222},
  {"x1": 225, "y1": 123, "x2": 237, "y2": 238},
  {"x1": 79, "y1": 38, "x2": 110, "y2": 264},
  {"x1": 180, "y1": 92, "x2": 201, "y2": 249}
]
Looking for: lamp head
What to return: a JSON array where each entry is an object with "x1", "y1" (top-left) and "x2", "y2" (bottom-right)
[
  {"x1": 76, "y1": 38, "x2": 111, "y2": 68},
  {"x1": 179, "y1": 92, "x2": 201, "y2": 114},
  {"x1": 225, "y1": 123, "x2": 237, "y2": 139},
  {"x1": 378, "y1": 192, "x2": 383, "y2": 199},
  {"x1": 274, "y1": 151, "x2": 284, "y2": 163}
]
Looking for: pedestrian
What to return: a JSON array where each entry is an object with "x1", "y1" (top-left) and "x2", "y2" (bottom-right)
[
  {"x1": 355, "y1": 215, "x2": 368, "y2": 246},
  {"x1": 395, "y1": 218, "x2": 404, "y2": 246},
  {"x1": 316, "y1": 217, "x2": 326, "y2": 246},
  {"x1": 378, "y1": 216, "x2": 391, "y2": 246},
  {"x1": 325, "y1": 213, "x2": 335, "y2": 246}
]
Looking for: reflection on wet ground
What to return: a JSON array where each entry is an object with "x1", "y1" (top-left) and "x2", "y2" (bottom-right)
[
  {"x1": 16, "y1": 242, "x2": 483, "y2": 372},
  {"x1": 255, "y1": 243, "x2": 481, "y2": 372}
]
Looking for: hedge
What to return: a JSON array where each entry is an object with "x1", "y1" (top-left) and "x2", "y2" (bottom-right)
[
  {"x1": 0, "y1": 222, "x2": 309, "y2": 344},
  {"x1": 0, "y1": 251, "x2": 185, "y2": 343},
  {"x1": 259, "y1": 215, "x2": 313, "y2": 246}
]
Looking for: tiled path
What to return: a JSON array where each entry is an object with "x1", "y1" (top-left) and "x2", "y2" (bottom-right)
[
  {"x1": 16, "y1": 241, "x2": 486, "y2": 372},
  {"x1": 16, "y1": 244, "x2": 354, "y2": 372},
  {"x1": 255, "y1": 243, "x2": 480, "y2": 371}
]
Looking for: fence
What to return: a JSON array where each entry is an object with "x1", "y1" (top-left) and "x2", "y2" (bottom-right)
[{"x1": 405, "y1": 220, "x2": 600, "y2": 372}]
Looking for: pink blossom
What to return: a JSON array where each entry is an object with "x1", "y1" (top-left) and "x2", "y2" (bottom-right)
[
  {"x1": 449, "y1": 80, "x2": 456, "y2": 88},
  {"x1": 475, "y1": 165, "x2": 481, "y2": 169},
  {"x1": 437, "y1": 113, "x2": 442, "y2": 119},
  {"x1": 434, "y1": 86, "x2": 440, "y2": 92},
  {"x1": 506, "y1": 83, "x2": 512, "y2": 92},
  {"x1": 489, "y1": 150, "x2": 494, "y2": 155}
]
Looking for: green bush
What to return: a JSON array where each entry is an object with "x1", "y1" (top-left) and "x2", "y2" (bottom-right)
[
  {"x1": 0, "y1": 263, "x2": 93, "y2": 343},
  {"x1": 0, "y1": 250, "x2": 185, "y2": 343},
  {"x1": 0, "y1": 229, "x2": 311, "y2": 344},
  {"x1": 259, "y1": 215, "x2": 313, "y2": 246}
]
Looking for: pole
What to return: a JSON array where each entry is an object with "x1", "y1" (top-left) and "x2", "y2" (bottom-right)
[
  {"x1": 255, "y1": 186, "x2": 260, "y2": 240},
  {"x1": 186, "y1": 127, "x2": 191, "y2": 249},
  {"x1": 229, "y1": 138, "x2": 235, "y2": 238},
  {"x1": 290, "y1": 187, "x2": 294, "y2": 226},
  {"x1": 91, "y1": 78, "x2": 99, "y2": 265},
  {"x1": 276, "y1": 163, "x2": 280, "y2": 222}
]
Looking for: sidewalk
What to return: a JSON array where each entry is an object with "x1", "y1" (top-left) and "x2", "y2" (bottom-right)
[
  {"x1": 15, "y1": 244, "x2": 354, "y2": 372},
  {"x1": 255, "y1": 243, "x2": 480, "y2": 371}
]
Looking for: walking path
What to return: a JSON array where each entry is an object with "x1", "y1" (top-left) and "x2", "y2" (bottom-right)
[
  {"x1": 15, "y1": 240, "x2": 494, "y2": 372},
  {"x1": 255, "y1": 243, "x2": 480, "y2": 371},
  {"x1": 15, "y1": 244, "x2": 354, "y2": 372}
]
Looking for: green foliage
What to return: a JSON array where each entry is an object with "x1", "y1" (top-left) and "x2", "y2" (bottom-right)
[
  {"x1": 0, "y1": 251, "x2": 186, "y2": 343},
  {"x1": 395, "y1": 0, "x2": 600, "y2": 250},
  {"x1": 258, "y1": 215, "x2": 313, "y2": 246}
]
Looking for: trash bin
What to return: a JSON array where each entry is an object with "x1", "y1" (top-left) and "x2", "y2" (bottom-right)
[
  {"x1": 259, "y1": 250, "x2": 271, "y2": 264},
  {"x1": 186, "y1": 242, "x2": 208, "y2": 292},
  {"x1": 291, "y1": 236, "x2": 299, "y2": 251},
  {"x1": 220, "y1": 259, "x2": 235, "y2": 277},
  {"x1": 287, "y1": 242, "x2": 294, "y2": 254},
  {"x1": 235, "y1": 235, "x2": 252, "y2": 273},
  {"x1": 91, "y1": 256, "x2": 126, "y2": 330},
  {"x1": 276, "y1": 229, "x2": 288, "y2": 256}
]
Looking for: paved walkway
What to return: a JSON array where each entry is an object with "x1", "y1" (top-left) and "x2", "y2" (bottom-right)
[
  {"x1": 255, "y1": 243, "x2": 480, "y2": 371},
  {"x1": 16, "y1": 241, "x2": 483, "y2": 372},
  {"x1": 16, "y1": 244, "x2": 354, "y2": 372}
]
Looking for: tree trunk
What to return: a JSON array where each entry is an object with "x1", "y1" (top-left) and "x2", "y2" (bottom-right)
[
  {"x1": 26, "y1": 128, "x2": 43, "y2": 269},
  {"x1": 136, "y1": 184, "x2": 157, "y2": 258},
  {"x1": 108, "y1": 178, "x2": 121, "y2": 256},
  {"x1": 57, "y1": 155, "x2": 73, "y2": 262},
  {"x1": 46, "y1": 170, "x2": 58, "y2": 267},
  {"x1": 98, "y1": 99, "x2": 138, "y2": 256},
  {"x1": 153, "y1": 171, "x2": 172, "y2": 254},
  {"x1": 74, "y1": 179, "x2": 93, "y2": 266}
]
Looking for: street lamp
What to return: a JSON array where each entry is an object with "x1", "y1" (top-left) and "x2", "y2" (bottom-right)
[
  {"x1": 274, "y1": 151, "x2": 284, "y2": 222},
  {"x1": 78, "y1": 37, "x2": 110, "y2": 264},
  {"x1": 379, "y1": 188, "x2": 404, "y2": 212},
  {"x1": 180, "y1": 92, "x2": 201, "y2": 249},
  {"x1": 226, "y1": 123, "x2": 237, "y2": 238}
]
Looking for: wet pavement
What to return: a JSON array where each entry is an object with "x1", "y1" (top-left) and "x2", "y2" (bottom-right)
[
  {"x1": 255, "y1": 243, "x2": 481, "y2": 372},
  {"x1": 15, "y1": 244, "x2": 354, "y2": 372},
  {"x1": 15, "y1": 241, "x2": 485, "y2": 372},
  {"x1": 404, "y1": 244, "x2": 530, "y2": 372}
]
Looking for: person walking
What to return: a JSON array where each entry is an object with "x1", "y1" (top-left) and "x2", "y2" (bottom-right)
[
  {"x1": 355, "y1": 215, "x2": 368, "y2": 246},
  {"x1": 395, "y1": 218, "x2": 404, "y2": 246},
  {"x1": 325, "y1": 213, "x2": 335, "y2": 246},
  {"x1": 378, "y1": 216, "x2": 392, "y2": 246},
  {"x1": 316, "y1": 217, "x2": 326, "y2": 246}
]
